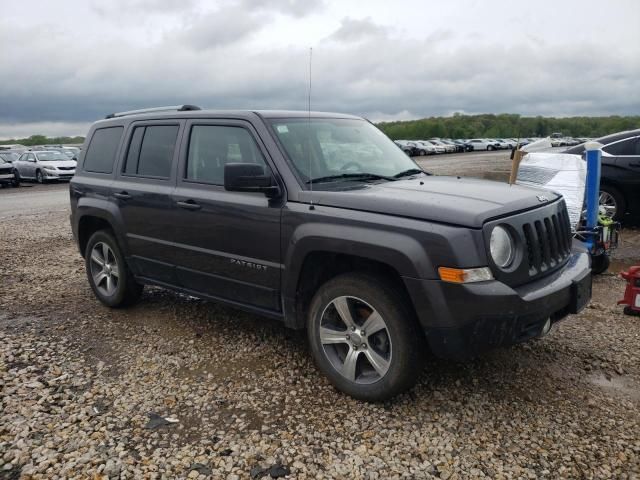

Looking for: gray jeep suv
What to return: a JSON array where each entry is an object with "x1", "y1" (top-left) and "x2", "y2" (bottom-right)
[{"x1": 70, "y1": 105, "x2": 592, "y2": 401}]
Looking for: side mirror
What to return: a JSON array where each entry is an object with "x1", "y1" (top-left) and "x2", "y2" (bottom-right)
[{"x1": 224, "y1": 163, "x2": 280, "y2": 197}]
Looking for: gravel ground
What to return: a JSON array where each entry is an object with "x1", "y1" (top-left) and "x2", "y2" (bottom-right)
[{"x1": 1, "y1": 177, "x2": 640, "y2": 478}]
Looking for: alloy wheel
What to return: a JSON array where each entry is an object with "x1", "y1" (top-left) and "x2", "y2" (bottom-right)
[
  {"x1": 598, "y1": 191, "x2": 617, "y2": 219},
  {"x1": 89, "y1": 242, "x2": 120, "y2": 297},
  {"x1": 318, "y1": 296, "x2": 392, "y2": 385}
]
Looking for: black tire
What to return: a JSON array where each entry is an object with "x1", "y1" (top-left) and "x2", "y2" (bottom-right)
[
  {"x1": 591, "y1": 253, "x2": 610, "y2": 275},
  {"x1": 85, "y1": 230, "x2": 143, "y2": 307},
  {"x1": 419, "y1": 150, "x2": 426, "y2": 156},
  {"x1": 307, "y1": 273, "x2": 426, "y2": 401},
  {"x1": 12, "y1": 170, "x2": 20, "y2": 187},
  {"x1": 487, "y1": 145, "x2": 494, "y2": 151},
  {"x1": 36, "y1": 170, "x2": 44, "y2": 184},
  {"x1": 599, "y1": 184, "x2": 626, "y2": 221}
]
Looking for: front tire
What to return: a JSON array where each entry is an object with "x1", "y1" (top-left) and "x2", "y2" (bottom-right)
[
  {"x1": 307, "y1": 273, "x2": 426, "y2": 401},
  {"x1": 487, "y1": 145, "x2": 494, "y2": 151},
  {"x1": 85, "y1": 230, "x2": 143, "y2": 307},
  {"x1": 36, "y1": 170, "x2": 45, "y2": 184},
  {"x1": 591, "y1": 253, "x2": 610, "y2": 275}
]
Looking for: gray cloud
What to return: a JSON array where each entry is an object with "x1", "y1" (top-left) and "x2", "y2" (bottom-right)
[
  {"x1": 175, "y1": 6, "x2": 264, "y2": 49},
  {"x1": 238, "y1": 0, "x2": 326, "y2": 17},
  {"x1": 1, "y1": 2, "x2": 639, "y2": 138},
  {"x1": 326, "y1": 17, "x2": 389, "y2": 43}
]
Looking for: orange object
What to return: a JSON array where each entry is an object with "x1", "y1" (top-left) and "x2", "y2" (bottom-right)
[{"x1": 618, "y1": 266, "x2": 640, "y2": 316}]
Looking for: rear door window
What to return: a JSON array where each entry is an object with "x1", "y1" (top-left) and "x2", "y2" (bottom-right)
[
  {"x1": 84, "y1": 127, "x2": 123, "y2": 174},
  {"x1": 123, "y1": 125, "x2": 179, "y2": 178}
]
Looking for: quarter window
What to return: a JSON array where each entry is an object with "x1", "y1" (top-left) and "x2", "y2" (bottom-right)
[
  {"x1": 123, "y1": 125, "x2": 179, "y2": 178},
  {"x1": 83, "y1": 127, "x2": 123, "y2": 174},
  {"x1": 186, "y1": 125, "x2": 267, "y2": 185}
]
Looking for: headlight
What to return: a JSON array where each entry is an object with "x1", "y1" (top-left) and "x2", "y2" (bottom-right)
[{"x1": 490, "y1": 225, "x2": 514, "y2": 268}]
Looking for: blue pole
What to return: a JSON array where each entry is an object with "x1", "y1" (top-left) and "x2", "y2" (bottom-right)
[{"x1": 584, "y1": 142, "x2": 602, "y2": 251}]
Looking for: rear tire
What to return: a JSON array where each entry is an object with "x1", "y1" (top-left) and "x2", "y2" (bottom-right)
[
  {"x1": 599, "y1": 184, "x2": 626, "y2": 221},
  {"x1": 85, "y1": 230, "x2": 143, "y2": 307},
  {"x1": 307, "y1": 273, "x2": 426, "y2": 401}
]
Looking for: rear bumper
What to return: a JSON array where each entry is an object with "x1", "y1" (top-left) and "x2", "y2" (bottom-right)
[{"x1": 403, "y1": 249, "x2": 591, "y2": 360}]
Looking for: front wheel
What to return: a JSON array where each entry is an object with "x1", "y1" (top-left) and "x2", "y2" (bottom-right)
[
  {"x1": 591, "y1": 253, "x2": 610, "y2": 275},
  {"x1": 487, "y1": 145, "x2": 494, "y2": 151},
  {"x1": 307, "y1": 273, "x2": 426, "y2": 401},
  {"x1": 36, "y1": 170, "x2": 45, "y2": 184},
  {"x1": 85, "y1": 230, "x2": 143, "y2": 307}
]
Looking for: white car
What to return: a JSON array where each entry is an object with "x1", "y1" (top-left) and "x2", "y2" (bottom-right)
[
  {"x1": 493, "y1": 139, "x2": 514, "y2": 149},
  {"x1": 15, "y1": 150, "x2": 77, "y2": 183},
  {"x1": 429, "y1": 139, "x2": 456, "y2": 153},
  {"x1": 467, "y1": 139, "x2": 500, "y2": 151}
]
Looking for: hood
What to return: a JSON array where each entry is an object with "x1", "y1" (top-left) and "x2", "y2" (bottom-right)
[
  {"x1": 38, "y1": 160, "x2": 77, "y2": 168},
  {"x1": 299, "y1": 176, "x2": 559, "y2": 228}
]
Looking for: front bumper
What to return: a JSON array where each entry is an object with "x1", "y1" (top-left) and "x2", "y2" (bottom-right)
[
  {"x1": 0, "y1": 172, "x2": 16, "y2": 183},
  {"x1": 403, "y1": 250, "x2": 591, "y2": 360},
  {"x1": 43, "y1": 170, "x2": 75, "y2": 180}
]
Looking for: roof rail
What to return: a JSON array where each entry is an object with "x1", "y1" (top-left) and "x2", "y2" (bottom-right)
[{"x1": 105, "y1": 104, "x2": 202, "y2": 119}]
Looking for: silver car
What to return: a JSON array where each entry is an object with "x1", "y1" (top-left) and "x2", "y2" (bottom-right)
[{"x1": 15, "y1": 150, "x2": 77, "y2": 183}]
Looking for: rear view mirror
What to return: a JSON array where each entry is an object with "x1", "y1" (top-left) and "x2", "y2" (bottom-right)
[{"x1": 224, "y1": 163, "x2": 280, "y2": 197}]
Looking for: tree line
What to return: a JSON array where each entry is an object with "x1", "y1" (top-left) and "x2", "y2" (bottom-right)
[
  {"x1": 0, "y1": 134, "x2": 85, "y2": 146},
  {"x1": 376, "y1": 113, "x2": 640, "y2": 140},
  {"x1": 2, "y1": 114, "x2": 639, "y2": 146}
]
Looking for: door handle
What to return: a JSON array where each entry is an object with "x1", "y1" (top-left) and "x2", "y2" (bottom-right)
[
  {"x1": 113, "y1": 191, "x2": 131, "y2": 200},
  {"x1": 176, "y1": 200, "x2": 201, "y2": 211}
]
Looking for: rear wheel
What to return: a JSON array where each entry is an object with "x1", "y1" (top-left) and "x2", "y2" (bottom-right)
[
  {"x1": 307, "y1": 273, "x2": 425, "y2": 401},
  {"x1": 599, "y1": 185, "x2": 626, "y2": 221},
  {"x1": 85, "y1": 230, "x2": 143, "y2": 307}
]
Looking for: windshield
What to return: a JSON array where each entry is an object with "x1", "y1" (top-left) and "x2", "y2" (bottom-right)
[
  {"x1": 0, "y1": 152, "x2": 19, "y2": 162},
  {"x1": 269, "y1": 118, "x2": 420, "y2": 188},
  {"x1": 37, "y1": 152, "x2": 66, "y2": 161}
]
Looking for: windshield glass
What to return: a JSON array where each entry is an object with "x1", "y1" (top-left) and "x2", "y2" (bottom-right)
[
  {"x1": 37, "y1": 152, "x2": 66, "y2": 161},
  {"x1": 269, "y1": 118, "x2": 420, "y2": 188}
]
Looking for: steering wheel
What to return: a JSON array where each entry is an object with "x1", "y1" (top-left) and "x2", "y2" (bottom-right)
[{"x1": 340, "y1": 161, "x2": 362, "y2": 172}]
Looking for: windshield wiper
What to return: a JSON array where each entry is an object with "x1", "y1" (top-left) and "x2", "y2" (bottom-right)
[
  {"x1": 306, "y1": 172, "x2": 397, "y2": 184},
  {"x1": 393, "y1": 168, "x2": 427, "y2": 178}
]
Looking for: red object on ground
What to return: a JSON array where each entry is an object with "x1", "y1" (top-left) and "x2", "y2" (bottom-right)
[{"x1": 618, "y1": 266, "x2": 640, "y2": 316}]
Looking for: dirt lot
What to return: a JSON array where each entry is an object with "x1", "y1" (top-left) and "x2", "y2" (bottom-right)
[{"x1": 1, "y1": 159, "x2": 640, "y2": 479}]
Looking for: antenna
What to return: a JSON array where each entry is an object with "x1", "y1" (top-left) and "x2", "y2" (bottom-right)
[{"x1": 307, "y1": 47, "x2": 314, "y2": 209}]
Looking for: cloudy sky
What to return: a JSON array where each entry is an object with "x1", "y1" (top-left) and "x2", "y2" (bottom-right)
[{"x1": 1, "y1": 0, "x2": 639, "y2": 139}]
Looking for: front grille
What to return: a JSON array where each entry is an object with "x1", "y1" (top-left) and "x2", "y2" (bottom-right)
[{"x1": 522, "y1": 206, "x2": 572, "y2": 275}]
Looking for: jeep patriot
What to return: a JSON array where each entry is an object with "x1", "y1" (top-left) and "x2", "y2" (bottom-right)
[{"x1": 70, "y1": 105, "x2": 592, "y2": 401}]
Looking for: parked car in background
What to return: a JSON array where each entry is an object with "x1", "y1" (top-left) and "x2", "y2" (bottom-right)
[
  {"x1": 394, "y1": 140, "x2": 420, "y2": 156},
  {"x1": 0, "y1": 156, "x2": 19, "y2": 187},
  {"x1": 565, "y1": 129, "x2": 640, "y2": 220},
  {"x1": 413, "y1": 141, "x2": 437, "y2": 155},
  {"x1": 454, "y1": 139, "x2": 474, "y2": 152},
  {"x1": 467, "y1": 139, "x2": 500, "y2": 151},
  {"x1": 429, "y1": 139, "x2": 456, "y2": 153},
  {"x1": 14, "y1": 150, "x2": 77, "y2": 183},
  {"x1": 440, "y1": 139, "x2": 464, "y2": 153},
  {"x1": 0, "y1": 151, "x2": 21, "y2": 164}
]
